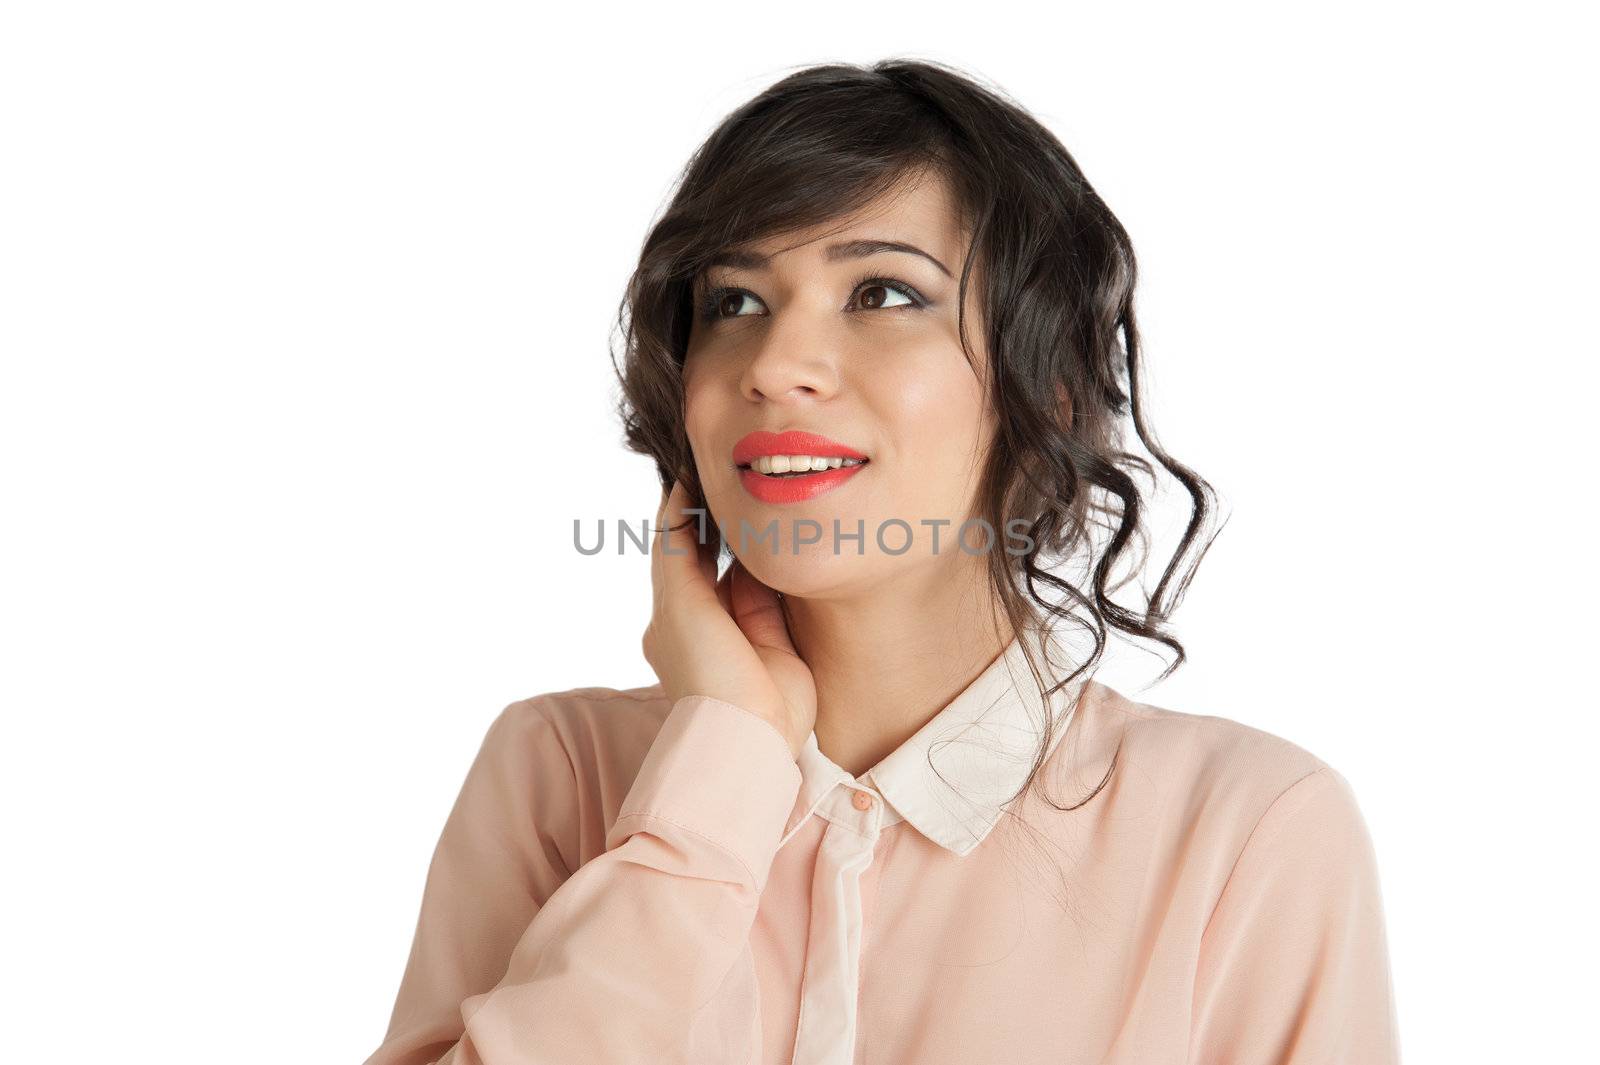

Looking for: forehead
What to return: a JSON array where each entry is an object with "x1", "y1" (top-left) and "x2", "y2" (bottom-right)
[{"x1": 714, "y1": 169, "x2": 967, "y2": 272}]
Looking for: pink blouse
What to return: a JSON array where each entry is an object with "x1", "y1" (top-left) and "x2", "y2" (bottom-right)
[{"x1": 363, "y1": 627, "x2": 1400, "y2": 1064}]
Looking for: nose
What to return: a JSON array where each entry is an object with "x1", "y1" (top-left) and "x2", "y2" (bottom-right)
[{"x1": 738, "y1": 306, "x2": 842, "y2": 404}]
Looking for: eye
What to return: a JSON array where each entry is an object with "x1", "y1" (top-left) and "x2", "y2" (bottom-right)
[
  {"x1": 696, "y1": 274, "x2": 928, "y2": 323},
  {"x1": 852, "y1": 280, "x2": 916, "y2": 311},
  {"x1": 702, "y1": 289, "x2": 763, "y2": 320}
]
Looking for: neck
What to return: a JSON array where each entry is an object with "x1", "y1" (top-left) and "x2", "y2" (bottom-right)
[{"x1": 782, "y1": 554, "x2": 1018, "y2": 779}]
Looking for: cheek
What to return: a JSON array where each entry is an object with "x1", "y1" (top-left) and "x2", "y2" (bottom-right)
[
  {"x1": 681, "y1": 361, "x2": 710, "y2": 432},
  {"x1": 681, "y1": 367, "x2": 730, "y2": 471},
  {"x1": 872, "y1": 350, "x2": 989, "y2": 465}
]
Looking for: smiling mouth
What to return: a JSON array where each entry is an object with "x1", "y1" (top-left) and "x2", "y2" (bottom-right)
[{"x1": 737, "y1": 457, "x2": 871, "y2": 478}]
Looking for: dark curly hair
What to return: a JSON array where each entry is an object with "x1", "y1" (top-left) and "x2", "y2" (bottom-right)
[{"x1": 609, "y1": 57, "x2": 1224, "y2": 817}]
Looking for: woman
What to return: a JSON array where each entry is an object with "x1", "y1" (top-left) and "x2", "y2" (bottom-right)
[{"x1": 364, "y1": 58, "x2": 1400, "y2": 1065}]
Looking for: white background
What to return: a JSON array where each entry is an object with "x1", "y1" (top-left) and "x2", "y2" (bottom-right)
[{"x1": 2, "y1": 3, "x2": 1594, "y2": 1061}]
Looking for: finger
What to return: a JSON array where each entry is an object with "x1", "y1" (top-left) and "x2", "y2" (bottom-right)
[
  {"x1": 649, "y1": 480, "x2": 674, "y2": 607},
  {"x1": 715, "y1": 555, "x2": 736, "y2": 617},
  {"x1": 686, "y1": 491, "x2": 717, "y2": 589},
  {"x1": 729, "y1": 558, "x2": 796, "y2": 655},
  {"x1": 655, "y1": 479, "x2": 716, "y2": 604}
]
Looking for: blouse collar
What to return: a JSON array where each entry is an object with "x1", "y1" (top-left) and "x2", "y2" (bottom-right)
[{"x1": 780, "y1": 621, "x2": 1090, "y2": 857}]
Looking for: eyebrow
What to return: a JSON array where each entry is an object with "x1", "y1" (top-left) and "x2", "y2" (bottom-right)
[{"x1": 704, "y1": 238, "x2": 953, "y2": 279}]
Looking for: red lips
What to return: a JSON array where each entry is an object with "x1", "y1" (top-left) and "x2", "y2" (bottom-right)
[
  {"x1": 731, "y1": 429, "x2": 871, "y2": 505},
  {"x1": 732, "y1": 430, "x2": 869, "y2": 467}
]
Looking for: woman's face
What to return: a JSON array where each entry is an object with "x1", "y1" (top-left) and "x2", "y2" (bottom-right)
[{"x1": 682, "y1": 170, "x2": 995, "y2": 599}]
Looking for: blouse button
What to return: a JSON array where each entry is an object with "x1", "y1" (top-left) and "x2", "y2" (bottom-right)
[{"x1": 852, "y1": 790, "x2": 873, "y2": 811}]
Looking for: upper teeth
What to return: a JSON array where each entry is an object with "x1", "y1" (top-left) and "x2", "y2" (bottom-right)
[{"x1": 750, "y1": 454, "x2": 865, "y2": 474}]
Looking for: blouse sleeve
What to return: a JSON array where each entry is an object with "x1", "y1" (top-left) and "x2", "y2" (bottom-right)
[
  {"x1": 1189, "y1": 765, "x2": 1402, "y2": 1064},
  {"x1": 362, "y1": 693, "x2": 803, "y2": 1065}
]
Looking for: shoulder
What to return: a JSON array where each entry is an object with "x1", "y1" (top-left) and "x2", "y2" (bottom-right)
[
  {"x1": 1061, "y1": 679, "x2": 1372, "y2": 856},
  {"x1": 466, "y1": 681, "x2": 675, "y2": 860},
  {"x1": 1076, "y1": 677, "x2": 1336, "y2": 800},
  {"x1": 489, "y1": 680, "x2": 673, "y2": 769}
]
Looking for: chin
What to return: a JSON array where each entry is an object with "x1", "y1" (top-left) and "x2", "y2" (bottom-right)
[{"x1": 733, "y1": 547, "x2": 883, "y2": 600}]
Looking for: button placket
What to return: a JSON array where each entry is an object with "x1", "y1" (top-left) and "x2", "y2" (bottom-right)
[{"x1": 790, "y1": 784, "x2": 881, "y2": 1065}]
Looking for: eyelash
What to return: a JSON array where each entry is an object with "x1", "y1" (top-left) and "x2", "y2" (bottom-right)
[{"x1": 696, "y1": 272, "x2": 928, "y2": 323}]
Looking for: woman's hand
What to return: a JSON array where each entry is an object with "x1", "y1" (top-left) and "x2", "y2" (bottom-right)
[{"x1": 642, "y1": 479, "x2": 817, "y2": 760}]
